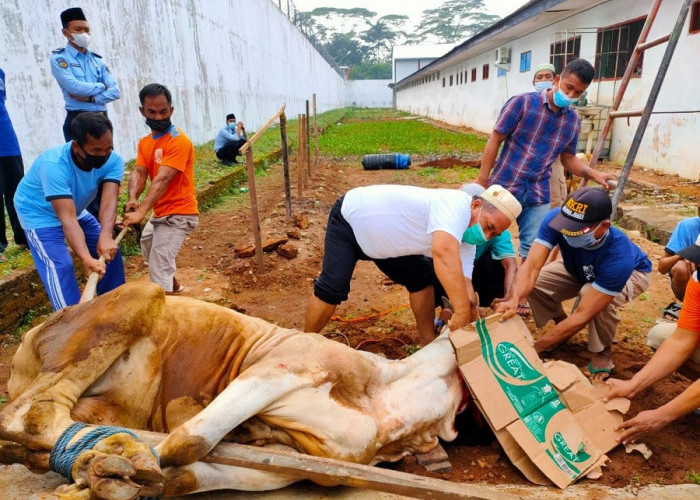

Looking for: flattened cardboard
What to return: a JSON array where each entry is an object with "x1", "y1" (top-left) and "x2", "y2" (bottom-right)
[{"x1": 450, "y1": 315, "x2": 627, "y2": 488}]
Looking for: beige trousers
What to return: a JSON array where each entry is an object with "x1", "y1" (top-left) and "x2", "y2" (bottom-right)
[
  {"x1": 647, "y1": 320, "x2": 700, "y2": 364},
  {"x1": 141, "y1": 214, "x2": 199, "y2": 291},
  {"x1": 549, "y1": 159, "x2": 567, "y2": 208},
  {"x1": 528, "y1": 259, "x2": 651, "y2": 352}
]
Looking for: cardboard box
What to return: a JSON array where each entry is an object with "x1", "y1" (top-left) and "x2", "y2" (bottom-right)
[{"x1": 449, "y1": 314, "x2": 629, "y2": 488}]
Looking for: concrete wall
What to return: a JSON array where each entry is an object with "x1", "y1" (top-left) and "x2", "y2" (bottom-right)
[
  {"x1": 1, "y1": 0, "x2": 346, "y2": 166},
  {"x1": 345, "y1": 80, "x2": 393, "y2": 108},
  {"x1": 394, "y1": 58, "x2": 439, "y2": 83},
  {"x1": 395, "y1": 0, "x2": 700, "y2": 180}
]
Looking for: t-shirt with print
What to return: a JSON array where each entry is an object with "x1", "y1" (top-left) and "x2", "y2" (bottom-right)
[
  {"x1": 534, "y1": 208, "x2": 652, "y2": 296},
  {"x1": 14, "y1": 142, "x2": 123, "y2": 230},
  {"x1": 341, "y1": 185, "x2": 476, "y2": 278},
  {"x1": 678, "y1": 271, "x2": 700, "y2": 338},
  {"x1": 136, "y1": 125, "x2": 198, "y2": 217},
  {"x1": 665, "y1": 217, "x2": 700, "y2": 255}
]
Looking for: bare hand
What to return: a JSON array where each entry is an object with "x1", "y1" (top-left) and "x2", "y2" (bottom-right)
[
  {"x1": 592, "y1": 170, "x2": 616, "y2": 189},
  {"x1": 97, "y1": 234, "x2": 118, "y2": 262},
  {"x1": 603, "y1": 378, "x2": 637, "y2": 402},
  {"x1": 122, "y1": 209, "x2": 146, "y2": 227},
  {"x1": 125, "y1": 200, "x2": 139, "y2": 213},
  {"x1": 448, "y1": 310, "x2": 469, "y2": 332},
  {"x1": 615, "y1": 408, "x2": 672, "y2": 444},
  {"x1": 69, "y1": 93, "x2": 91, "y2": 102},
  {"x1": 490, "y1": 297, "x2": 508, "y2": 308},
  {"x1": 82, "y1": 257, "x2": 106, "y2": 277},
  {"x1": 494, "y1": 298, "x2": 518, "y2": 320}
]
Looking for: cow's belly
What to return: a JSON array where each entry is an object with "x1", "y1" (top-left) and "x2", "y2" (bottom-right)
[{"x1": 256, "y1": 382, "x2": 380, "y2": 464}]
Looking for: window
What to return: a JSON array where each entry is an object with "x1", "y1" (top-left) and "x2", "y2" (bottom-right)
[
  {"x1": 520, "y1": 51, "x2": 532, "y2": 72},
  {"x1": 550, "y1": 35, "x2": 581, "y2": 74},
  {"x1": 497, "y1": 68, "x2": 506, "y2": 77},
  {"x1": 471, "y1": 68, "x2": 477, "y2": 81},
  {"x1": 450, "y1": 75, "x2": 453, "y2": 86},
  {"x1": 464, "y1": 70, "x2": 468, "y2": 83},
  {"x1": 594, "y1": 17, "x2": 645, "y2": 79},
  {"x1": 482, "y1": 63, "x2": 489, "y2": 80},
  {"x1": 442, "y1": 77, "x2": 445, "y2": 87},
  {"x1": 690, "y1": 0, "x2": 700, "y2": 34}
]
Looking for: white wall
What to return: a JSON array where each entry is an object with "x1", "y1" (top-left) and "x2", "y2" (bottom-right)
[
  {"x1": 1, "y1": 0, "x2": 345, "y2": 166},
  {"x1": 394, "y1": 58, "x2": 438, "y2": 83},
  {"x1": 395, "y1": 0, "x2": 700, "y2": 179},
  {"x1": 345, "y1": 80, "x2": 393, "y2": 108}
]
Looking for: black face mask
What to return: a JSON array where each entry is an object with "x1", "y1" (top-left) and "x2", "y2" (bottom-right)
[
  {"x1": 72, "y1": 144, "x2": 110, "y2": 171},
  {"x1": 145, "y1": 117, "x2": 172, "y2": 132}
]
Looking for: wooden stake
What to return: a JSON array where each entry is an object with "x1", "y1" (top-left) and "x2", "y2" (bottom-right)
[
  {"x1": 245, "y1": 147, "x2": 264, "y2": 272},
  {"x1": 80, "y1": 225, "x2": 130, "y2": 303},
  {"x1": 313, "y1": 93, "x2": 319, "y2": 172},
  {"x1": 279, "y1": 112, "x2": 292, "y2": 218},
  {"x1": 297, "y1": 114, "x2": 303, "y2": 198},
  {"x1": 301, "y1": 114, "x2": 308, "y2": 188},
  {"x1": 305, "y1": 99, "x2": 311, "y2": 177}
]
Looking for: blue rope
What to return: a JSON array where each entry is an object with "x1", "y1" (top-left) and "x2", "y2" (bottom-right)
[{"x1": 50, "y1": 422, "x2": 162, "y2": 499}]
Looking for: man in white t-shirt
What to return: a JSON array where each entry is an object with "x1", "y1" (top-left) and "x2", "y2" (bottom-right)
[{"x1": 304, "y1": 184, "x2": 521, "y2": 345}]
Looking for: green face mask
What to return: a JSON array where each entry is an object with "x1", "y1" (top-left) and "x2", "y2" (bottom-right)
[{"x1": 462, "y1": 209, "x2": 489, "y2": 245}]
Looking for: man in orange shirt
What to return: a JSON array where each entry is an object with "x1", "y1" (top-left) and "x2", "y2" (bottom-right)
[
  {"x1": 123, "y1": 83, "x2": 198, "y2": 293},
  {"x1": 605, "y1": 235, "x2": 700, "y2": 444}
]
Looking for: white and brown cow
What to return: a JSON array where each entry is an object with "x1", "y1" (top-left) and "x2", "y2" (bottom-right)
[{"x1": 0, "y1": 282, "x2": 463, "y2": 499}]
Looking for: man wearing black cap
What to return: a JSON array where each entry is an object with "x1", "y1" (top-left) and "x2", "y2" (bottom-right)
[
  {"x1": 496, "y1": 187, "x2": 652, "y2": 380},
  {"x1": 51, "y1": 8, "x2": 121, "y2": 220},
  {"x1": 214, "y1": 113, "x2": 247, "y2": 165}
]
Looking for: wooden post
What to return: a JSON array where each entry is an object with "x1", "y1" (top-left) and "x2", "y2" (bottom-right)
[
  {"x1": 245, "y1": 147, "x2": 264, "y2": 272},
  {"x1": 313, "y1": 93, "x2": 319, "y2": 172},
  {"x1": 297, "y1": 114, "x2": 303, "y2": 198},
  {"x1": 279, "y1": 112, "x2": 292, "y2": 218},
  {"x1": 305, "y1": 99, "x2": 311, "y2": 177},
  {"x1": 301, "y1": 114, "x2": 308, "y2": 188}
]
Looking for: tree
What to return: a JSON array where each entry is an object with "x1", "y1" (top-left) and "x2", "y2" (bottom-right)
[
  {"x1": 360, "y1": 15, "x2": 410, "y2": 62},
  {"x1": 416, "y1": 0, "x2": 500, "y2": 44}
]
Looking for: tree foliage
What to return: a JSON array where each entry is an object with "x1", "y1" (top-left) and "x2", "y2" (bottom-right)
[{"x1": 415, "y1": 0, "x2": 500, "y2": 44}]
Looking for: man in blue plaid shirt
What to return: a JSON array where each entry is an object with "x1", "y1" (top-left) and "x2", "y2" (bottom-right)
[{"x1": 476, "y1": 59, "x2": 614, "y2": 262}]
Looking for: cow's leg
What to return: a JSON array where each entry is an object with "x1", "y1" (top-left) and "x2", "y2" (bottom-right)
[{"x1": 157, "y1": 368, "x2": 306, "y2": 466}]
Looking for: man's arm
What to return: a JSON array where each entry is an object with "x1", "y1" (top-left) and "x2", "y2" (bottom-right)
[
  {"x1": 495, "y1": 242, "x2": 550, "y2": 318},
  {"x1": 476, "y1": 131, "x2": 506, "y2": 187},
  {"x1": 658, "y1": 250, "x2": 683, "y2": 275},
  {"x1": 94, "y1": 63, "x2": 121, "y2": 104},
  {"x1": 123, "y1": 165, "x2": 179, "y2": 226},
  {"x1": 560, "y1": 152, "x2": 615, "y2": 189},
  {"x1": 96, "y1": 182, "x2": 120, "y2": 262},
  {"x1": 124, "y1": 166, "x2": 149, "y2": 214},
  {"x1": 51, "y1": 57, "x2": 105, "y2": 97},
  {"x1": 494, "y1": 256, "x2": 518, "y2": 305},
  {"x1": 50, "y1": 199, "x2": 105, "y2": 276},
  {"x1": 534, "y1": 287, "x2": 614, "y2": 352},
  {"x1": 432, "y1": 231, "x2": 472, "y2": 330}
]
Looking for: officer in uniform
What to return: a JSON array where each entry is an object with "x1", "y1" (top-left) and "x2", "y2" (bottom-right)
[{"x1": 51, "y1": 7, "x2": 121, "y2": 217}]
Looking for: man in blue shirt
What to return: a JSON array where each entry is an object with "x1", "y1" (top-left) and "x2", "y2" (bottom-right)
[
  {"x1": 658, "y1": 205, "x2": 700, "y2": 301},
  {"x1": 0, "y1": 68, "x2": 27, "y2": 261},
  {"x1": 214, "y1": 113, "x2": 247, "y2": 165},
  {"x1": 14, "y1": 113, "x2": 125, "y2": 310},
  {"x1": 496, "y1": 187, "x2": 652, "y2": 380}
]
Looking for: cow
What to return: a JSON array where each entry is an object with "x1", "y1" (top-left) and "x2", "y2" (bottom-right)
[{"x1": 0, "y1": 282, "x2": 463, "y2": 499}]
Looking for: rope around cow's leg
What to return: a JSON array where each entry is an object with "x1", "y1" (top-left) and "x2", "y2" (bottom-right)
[{"x1": 49, "y1": 421, "x2": 162, "y2": 500}]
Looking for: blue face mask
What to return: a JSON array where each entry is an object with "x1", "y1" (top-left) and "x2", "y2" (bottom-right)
[
  {"x1": 227, "y1": 121, "x2": 236, "y2": 130},
  {"x1": 534, "y1": 81, "x2": 553, "y2": 92},
  {"x1": 553, "y1": 87, "x2": 578, "y2": 107},
  {"x1": 563, "y1": 230, "x2": 606, "y2": 249},
  {"x1": 462, "y1": 209, "x2": 489, "y2": 246}
]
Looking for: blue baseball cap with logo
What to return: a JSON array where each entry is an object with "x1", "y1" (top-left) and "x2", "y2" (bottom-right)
[{"x1": 549, "y1": 187, "x2": 612, "y2": 236}]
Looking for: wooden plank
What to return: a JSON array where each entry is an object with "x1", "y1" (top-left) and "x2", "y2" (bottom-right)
[
  {"x1": 279, "y1": 112, "x2": 292, "y2": 218},
  {"x1": 245, "y1": 148, "x2": 264, "y2": 271},
  {"x1": 131, "y1": 430, "x2": 513, "y2": 500},
  {"x1": 239, "y1": 105, "x2": 286, "y2": 155}
]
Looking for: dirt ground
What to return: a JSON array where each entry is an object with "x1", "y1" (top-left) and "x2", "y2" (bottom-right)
[{"x1": 0, "y1": 151, "x2": 698, "y2": 493}]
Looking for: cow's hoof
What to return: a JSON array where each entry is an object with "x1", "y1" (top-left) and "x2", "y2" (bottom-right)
[{"x1": 68, "y1": 433, "x2": 164, "y2": 499}]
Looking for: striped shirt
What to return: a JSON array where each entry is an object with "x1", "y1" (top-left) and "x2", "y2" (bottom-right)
[{"x1": 489, "y1": 91, "x2": 580, "y2": 206}]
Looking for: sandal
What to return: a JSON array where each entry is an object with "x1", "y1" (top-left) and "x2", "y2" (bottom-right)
[
  {"x1": 662, "y1": 301, "x2": 682, "y2": 321},
  {"x1": 587, "y1": 362, "x2": 615, "y2": 381},
  {"x1": 517, "y1": 303, "x2": 531, "y2": 317}
]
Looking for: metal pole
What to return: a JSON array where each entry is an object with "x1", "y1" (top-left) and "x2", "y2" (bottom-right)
[
  {"x1": 245, "y1": 148, "x2": 264, "y2": 272},
  {"x1": 279, "y1": 112, "x2": 292, "y2": 218},
  {"x1": 611, "y1": 0, "x2": 693, "y2": 219}
]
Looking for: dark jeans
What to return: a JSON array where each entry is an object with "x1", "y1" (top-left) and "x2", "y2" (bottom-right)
[
  {"x1": 63, "y1": 110, "x2": 108, "y2": 218},
  {"x1": 472, "y1": 251, "x2": 505, "y2": 306},
  {"x1": 0, "y1": 155, "x2": 27, "y2": 248},
  {"x1": 215, "y1": 139, "x2": 247, "y2": 162}
]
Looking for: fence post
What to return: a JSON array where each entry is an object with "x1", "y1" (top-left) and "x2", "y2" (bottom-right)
[
  {"x1": 279, "y1": 112, "x2": 292, "y2": 218},
  {"x1": 245, "y1": 147, "x2": 264, "y2": 272},
  {"x1": 313, "y1": 93, "x2": 318, "y2": 172},
  {"x1": 305, "y1": 100, "x2": 311, "y2": 177},
  {"x1": 297, "y1": 114, "x2": 303, "y2": 198}
]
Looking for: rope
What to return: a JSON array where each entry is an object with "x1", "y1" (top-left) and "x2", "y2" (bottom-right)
[
  {"x1": 329, "y1": 303, "x2": 409, "y2": 323},
  {"x1": 50, "y1": 422, "x2": 161, "y2": 499}
]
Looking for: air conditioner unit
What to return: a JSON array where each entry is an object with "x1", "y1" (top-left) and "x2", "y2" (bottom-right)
[{"x1": 495, "y1": 46, "x2": 511, "y2": 65}]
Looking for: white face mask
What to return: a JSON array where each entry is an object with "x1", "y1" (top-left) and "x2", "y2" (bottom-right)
[{"x1": 70, "y1": 32, "x2": 91, "y2": 49}]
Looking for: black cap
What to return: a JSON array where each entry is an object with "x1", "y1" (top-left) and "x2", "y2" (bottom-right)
[
  {"x1": 549, "y1": 187, "x2": 612, "y2": 236},
  {"x1": 678, "y1": 234, "x2": 700, "y2": 266},
  {"x1": 226, "y1": 113, "x2": 236, "y2": 121},
  {"x1": 61, "y1": 7, "x2": 87, "y2": 27}
]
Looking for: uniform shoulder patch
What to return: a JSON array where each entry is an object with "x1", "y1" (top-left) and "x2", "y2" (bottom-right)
[
  {"x1": 55, "y1": 58, "x2": 69, "y2": 69},
  {"x1": 52, "y1": 47, "x2": 65, "y2": 54}
]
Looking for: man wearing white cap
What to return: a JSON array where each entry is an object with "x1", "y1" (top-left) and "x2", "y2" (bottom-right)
[{"x1": 305, "y1": 184, "x2": 521, "y2": 345}]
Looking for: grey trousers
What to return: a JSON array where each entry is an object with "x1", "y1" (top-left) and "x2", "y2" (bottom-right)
[
  {"x1": 141, "y1": 214, "x2": 198, "y2": 291},
  {"x1": 528, "y1": 258, "x2": 651, "y2": 353}
]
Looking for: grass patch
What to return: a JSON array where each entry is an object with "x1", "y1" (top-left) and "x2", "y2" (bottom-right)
[{"x1": 687, "y1": 470, "x2": 700, "y2": 485}]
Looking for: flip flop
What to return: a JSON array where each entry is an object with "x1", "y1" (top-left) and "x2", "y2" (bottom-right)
[
  {"x1": 517, "y1": 303, "x2": 531, "y2": 317},
  {"x1": 587, "y1": 362, "x2": 615, "y2": 381}
]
